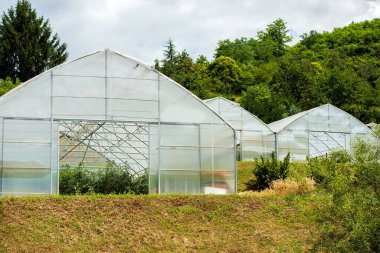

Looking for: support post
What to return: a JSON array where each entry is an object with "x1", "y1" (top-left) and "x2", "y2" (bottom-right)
[
  {"x1": 240, "y1": 106, "x2": 243, "y2": 161},
  {"x1": 306, "y1": 114, "x2": 310, "y2": 158},
  {"x1": 233, "y1": 129, "x2": 237, "y2": 194},
  {"x1": 105, "y1": 49, "x2": 108, "y2": 119},
  {"x1": 211, "y1": 124, "x2": 214, "y2": 190},
  {"x1": 50, "y1": 71, "x2": 54, "y2": 194},
  {"x1": 148, "y1": 124, "x2": 151, "y2": 193},
  {"x1": 275, "y1": 132, "x2": 279, "y2": 160},
  {"x1": 0, "y1": 118, "x2": 4, "y2": 195},
  {"x1": 198, "y1": 124, "x2": 201, "y2": 193},
  {"x1": 157, "y1": 74, "x2": 161, "y2": 194},
  {"x1": 239, "y1": 130, "x2": 243, "y2": 161},
  {"x1": 56, "y1": 123, "x2": 60, "y2": 194}
]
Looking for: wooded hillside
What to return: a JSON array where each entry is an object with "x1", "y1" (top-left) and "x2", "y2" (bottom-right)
[{"x1": 155, "y1": 19, "x2": 380, "y2": 124}]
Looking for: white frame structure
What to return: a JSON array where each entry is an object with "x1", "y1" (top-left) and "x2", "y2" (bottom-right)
[
  {"x1": 268, "y1": 104, "x2": 373, "y2": 160},
  {"x1": 204, "y1": 97, "x2": 275, "y2": 160},
  {"x1": 0, "y1": 49, "x2": 236, "y2": 196}
]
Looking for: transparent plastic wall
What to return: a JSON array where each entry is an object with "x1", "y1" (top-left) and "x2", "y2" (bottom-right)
[
  {"x1": 149, "y1": 79, "x2": 236, "y2": 194},
  {"x1": 149, "y1": 123, "x2": 235, "y2": 194},
  {"x1": 205, "y1": 97, "x2": 275, "y2": 160},
  {"x1": 0, "y1": 119, "x2": 59, "y2": 195},
  {"x1": 0, "y1": 49, "x2": 236, "y2": 195},
  {"x1": 272, "y1": 104, "x2": 373, "y2": 160}
]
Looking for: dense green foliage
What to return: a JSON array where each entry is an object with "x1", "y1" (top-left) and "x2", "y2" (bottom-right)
[
  {"x1": 310, "y1": 128, "x2": 380, "y2": 252},
  {"x1": 306, "y1": 150, "x2": 353, "y2": 190},
  {"x1": 238, "y1": 129, "x2": 380, "y2": 251},
  {"x1": 0, "y1": 0, "x2": 68, "y2": 82},
  {"x1": 246, "y1": 152, "x2": 290, "y2": 190},
  {"x1": 155, "y1": 18, "x2": 380, "y2": 123},
  {"x1": 0, "y1": 77, "x2": 20, "y2": 96},
  {"x1": 59, "y1": 163, "x2": 148, "y2": 195}
]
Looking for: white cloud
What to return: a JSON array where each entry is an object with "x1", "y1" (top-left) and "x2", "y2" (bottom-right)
[{"x1": 0, "y1": 0, "x2": 379, "y2": 64}]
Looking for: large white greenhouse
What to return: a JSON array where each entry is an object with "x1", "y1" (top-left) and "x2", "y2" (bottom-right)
[
  {"x1": 268, "y1": 104, "x2": 373, "y2": 160},
  {"x1": 204, "y1": 97, "x2": 275, "y2": 160},
  {"x1": 0, "y1": 49, "x2": 236, "y2": 196}
]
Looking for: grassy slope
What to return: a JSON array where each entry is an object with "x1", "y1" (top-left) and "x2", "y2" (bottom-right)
[
  {"x1": 0, "y1": 195, "x2": 319, "y2": 252},
  {"x1": 0, "y1": 161, "x2": 320, "y2": 252}
]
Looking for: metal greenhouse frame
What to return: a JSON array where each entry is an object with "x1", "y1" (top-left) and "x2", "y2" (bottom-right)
[
  {"x1": 0, "y1": 49, "x2": 236, "y2": 196},
  {"x1": 268, "y1": 104, "x2": 374, "y2": 160},
  {"x1": 204, "y1": 97, "x2": 275, "y2": 160}
]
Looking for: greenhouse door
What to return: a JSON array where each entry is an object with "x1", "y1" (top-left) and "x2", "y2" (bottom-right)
[
  {"x1": 308, "y1": 131, "x2": 349, "y2": 158},
  {"x1": 58, "y1": 120, "x2": 149, "y2": 176},
  {"x1": 149, "y1": 123, "x2": 201, "y2": 194}
]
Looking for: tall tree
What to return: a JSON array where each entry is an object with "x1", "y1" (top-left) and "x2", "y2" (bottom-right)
[
  {"x1": 208, "y1": 56, "x2": 242, "y2": 94},
  {"x1": 240, "y1": 84, "x2": 288, "y2": 123},
  {"x1": 0, "y1": 0, "x2": 68, "y2": 81},
  {"x1": 215, "y1": 37, "x2": 258, "y2": 65},
  {"x1": 258, "y1": 18, "x2": 291, "y2": 57},
  {"x1": 159, "y1": 39, "x2": 179, "y2": 77},
  {"x1": 163, "y1": 39, "x2": 176, "y2": 63}
]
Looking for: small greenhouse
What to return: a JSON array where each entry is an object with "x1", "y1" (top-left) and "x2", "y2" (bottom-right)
[
  {"x1": 204, "y1": 97, "x2": 275, "y2": 160},
  {"x1": 268, "y1": 104, "x2": 373, "y2": 160},
  {"x1": 0, "y1": 49, "x2": 236, "y2": 196}
]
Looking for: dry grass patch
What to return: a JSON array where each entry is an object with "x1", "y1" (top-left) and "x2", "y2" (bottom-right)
[
  {"x1": 240, "y1": 177, "x2": 316, "y2": 196},
  {"x1": 0, "y1": 195, "x2": 319, "y2": 252}
]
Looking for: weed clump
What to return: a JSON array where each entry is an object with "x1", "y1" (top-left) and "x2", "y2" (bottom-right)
[{"x1": 246, "y1": 152, "x2": 290, "y2": 190}]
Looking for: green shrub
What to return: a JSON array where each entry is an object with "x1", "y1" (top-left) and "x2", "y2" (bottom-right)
[
  {"x1": 313, "y1": 129, "x2": 380, "y2": 252},
  {"x1": 353, "y1": 126, "x2": 380, "y2": 163},
  {"x1": 246, "y1": 152, "x2": 290, "y2": 190},
  {"x1": 59, "y1": 164, "x2": 95, "y2": 195},
  {"x1": 59, "y1": 163, "x2": 148, "y2": 195},
  {"x1": 328, "y1": 149, "x2": 352, "y2": 163},
  {"x1": 306, "y1": 150, "x2": 354, "y2": 191},
  {"x1": 93, "y1": 164, "x2": 133, "y2": 194},
  {"x1": 131, "y1": 172, "x2": 149, "y2": 194},
  {"x1": 314, "y1": 163, "x2": 380, "y2": 252}
]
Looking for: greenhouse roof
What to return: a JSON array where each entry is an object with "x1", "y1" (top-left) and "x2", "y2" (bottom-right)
[
  {"x1": 0, "y1": 49, "x2": 234, "y2": 128},
  {"x1": 204, "y1": 97, "x2": 239, "y2": 106},
  {"x1": 268, "y1": 104, "x2": 372, "y2": 133},
  {"x1": 204, "y1": 97, "x2": 273, "y2": 132},
  {"x1": 268, "y1": 110, "x2": 310, "y2": 133}
]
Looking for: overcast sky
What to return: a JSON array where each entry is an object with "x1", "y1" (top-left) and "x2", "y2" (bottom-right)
[{"x1": 0, "y1": 0, "x2": 379, "y2": 65}]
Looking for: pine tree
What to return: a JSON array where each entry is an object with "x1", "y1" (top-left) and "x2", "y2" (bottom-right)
[
  {"x1": 0, "y1": 0, "x2": 68, "y2": 81},
  {"x1": 163, "y1": 39, "x2": 176, "y2": 63},
  {"x1": 160, "y1": 39, "x2": 178, "y2": 77}
]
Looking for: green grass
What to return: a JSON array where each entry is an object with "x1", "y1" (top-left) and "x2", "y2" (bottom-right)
[
  {"x1": 0, "y1": 194, "x2": 321, "y2": 252},
  {"x1": 238, "y1": 161, "x2": 256, "y2": 192}
]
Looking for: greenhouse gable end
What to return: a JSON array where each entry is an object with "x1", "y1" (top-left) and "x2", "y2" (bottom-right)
[
  {"x1": 268, "y1": 104, "x2": 373, "y2": 160},
  {"x1": 0, "y1": 49, "x2": 236, "y2": 196}
]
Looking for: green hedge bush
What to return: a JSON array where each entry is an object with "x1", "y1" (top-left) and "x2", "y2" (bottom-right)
[
  {"x1": 313, "y1": 128, "x2": 380, "y2": 252},
  {"x1": 59, "y1": 163, "x2": 148, "y2": 195}
]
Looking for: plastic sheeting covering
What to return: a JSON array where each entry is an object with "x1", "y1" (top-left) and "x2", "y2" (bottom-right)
[
  {"x1": 204, "y1": 97, "x2": 275, "y2": 160},
  {"x1": 0, "y1": 49, "x2": 236, "y2": 195},
  {"x1": 268, "y1": 104, "x2": 374, "y2": 160}
]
